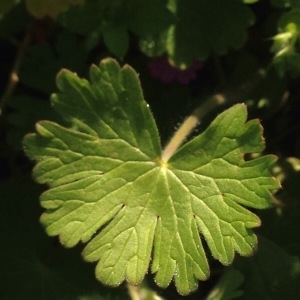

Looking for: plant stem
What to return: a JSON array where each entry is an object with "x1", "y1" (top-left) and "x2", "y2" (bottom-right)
[
  {"x1": 0, "y1": 25, "x2": 32, "y2": 115},
  {"x1": 161, "y1": 68, "x2": 266, "y2": 163},
  {"x1": 161, "y1": 94, "x2": 226, "y2": 162},
  {"x1": 127, "y1": 283, "x2": 141, "y2": 300}
]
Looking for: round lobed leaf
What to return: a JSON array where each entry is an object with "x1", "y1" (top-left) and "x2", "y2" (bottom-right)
[{"x1": 23, "y1": 58, "x2": 280, "y2": 295}]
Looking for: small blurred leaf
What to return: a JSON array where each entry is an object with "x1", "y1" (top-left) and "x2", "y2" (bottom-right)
[
  {"x1": 271, "y1": 0, "x2": 300, "y2": 8},
  {"x1": 20, "y1": 31, "x2": 90, "y2": 94},
  {"x1": 128, "y1": 0, "x2": 174, "y2": 37},
  {"x1": 102, "y1": 24, "x2": 129, "y2": 58},
  {"x1": 234, "y1": 236, "x2": 300, "y2": 299},
  {"x1": 205, "y1": 268, "x2": 244, "y2": 300},
  {"x1": 58, "y1": 0, "x2": 105, "y2": 35},
  {"x1": 139, "y1": 30, "x2": 169, "y2": 57},
  {"x1": 271, "y1": 9, "x2": 300, "y2": 77},
  {"x1": 0, "y1": 0, "x2": 20, "y2": 15},
  {"x1": 25, "y1": 0, "x2": 85, "y2": 19},
  {"x1": 0, "y1": 3, "x2": 30, "y2": 38}
]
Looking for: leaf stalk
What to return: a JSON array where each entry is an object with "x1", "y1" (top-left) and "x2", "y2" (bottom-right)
[{"x1": 161, "y1": 94, "x2": 226, "y2": 162}]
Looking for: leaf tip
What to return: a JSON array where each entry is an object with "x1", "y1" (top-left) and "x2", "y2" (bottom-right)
[
  {"x1": 56, "y1": 68, "x2": 72, "y2": 79},
  {"x1": 55, "y1": 68, "x2": 79, "y2": 90}
]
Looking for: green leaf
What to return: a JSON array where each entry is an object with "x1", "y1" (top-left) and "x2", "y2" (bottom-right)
[
  {"x1": 0, "y1": 0, "x2": 20, "y2": 15},
  {"x1": 20, "y1": 31, "x2": 91, "y2": 94},
  {"x1": 58, "y1": 0, "x2": 105, "y2": 35},
  {"x1": 0, "y1": 2, "x2": 30, "y2": 38},
  {"x1": 102, "y1": 24, "x2": 129, "y2": 58},
  {"x1": 243, "y1": 0, "x2": 259, "y2": 3},
  {"x1": 24, "y1": 58, "x2": 279, "y2": 295},
  {"x1": 205, "y1": 268, "x2": 244, "y2": 300},
  {"x1": 165, "y1": 0, "x2": 255, "y2": 68},
  {"x1": 271, "y1": 9, "x2": 300, "y2": 77},
  {"x1": 271, "y1": 0, "x2": 300, "y2": 8},
  {"x1": 128, "y1": 0, "x2": 175, "y2": 37},
  {"x1": 234, "y1": 236, "x2": 300, "y2": 299},
  {"x1": 25, "y1": 0, "x2": 85, "y2": 19},
  {"x1": 59, "y1": 0, "x2": 174, "y2": 58}
]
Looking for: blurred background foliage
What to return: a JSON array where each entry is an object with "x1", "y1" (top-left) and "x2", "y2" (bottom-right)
[{"x1": 0, "y1": 0, "x2": 300, "y2": 299}]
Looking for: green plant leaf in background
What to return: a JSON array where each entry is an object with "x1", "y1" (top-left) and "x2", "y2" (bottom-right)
[
  {"x1": 271, "y1": 9, "x2": 300, "y2": 77},
  {"x1": 243, "y1": 0, "x2": 259, "y2": 3},
  {"x1": 20, "y1": 31, "x2": 93, "y2": 94},
  {"x1": 271, "y1": 0, "x2": 300, "y2": 9},
  {"x1": 25, "y1": 0, "x2": 85, "y2": 19},
  {"x1": 0, "y1": 2, "x2": 30, "y2": 38},
  {"x1": 58, "y1": 0, "x2": 105, "y2": 35},
  {"x1": 24, "y1": 58, "x2": 279, "y2": 295},
  {"x1": 0, "y1": 0, "x2": 20, "y2": 15},
  {"x1": 128, "y1": 0, "x2": 175, "y2": 38},
  {"x1": 205, "y1": 268, "x2": 244, "y2": 300},
  {"x1": 58, "y1": 0, "x2": 174, "y2": 58},
  {"x1": 58, "y1": 0, "x2": 253, "y2": 64},
  {"x1": 234, "y1": 236, "x2": 300, "y2": 299},
  {"x1": 165, "y1": 0, "x2": 255, "y2": 68},
  {"x1": 102, "y1": 23, "x2": 129, "y2": 59}
]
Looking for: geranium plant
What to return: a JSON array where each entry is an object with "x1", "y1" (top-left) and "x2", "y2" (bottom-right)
[{"x1": 1, "y1": 1, "x2": 300, "y2": 300}]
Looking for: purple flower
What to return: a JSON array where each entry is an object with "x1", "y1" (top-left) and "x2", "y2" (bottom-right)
[{"x1": 148, "y1": 56, "x2": 203, "y2": 85}]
